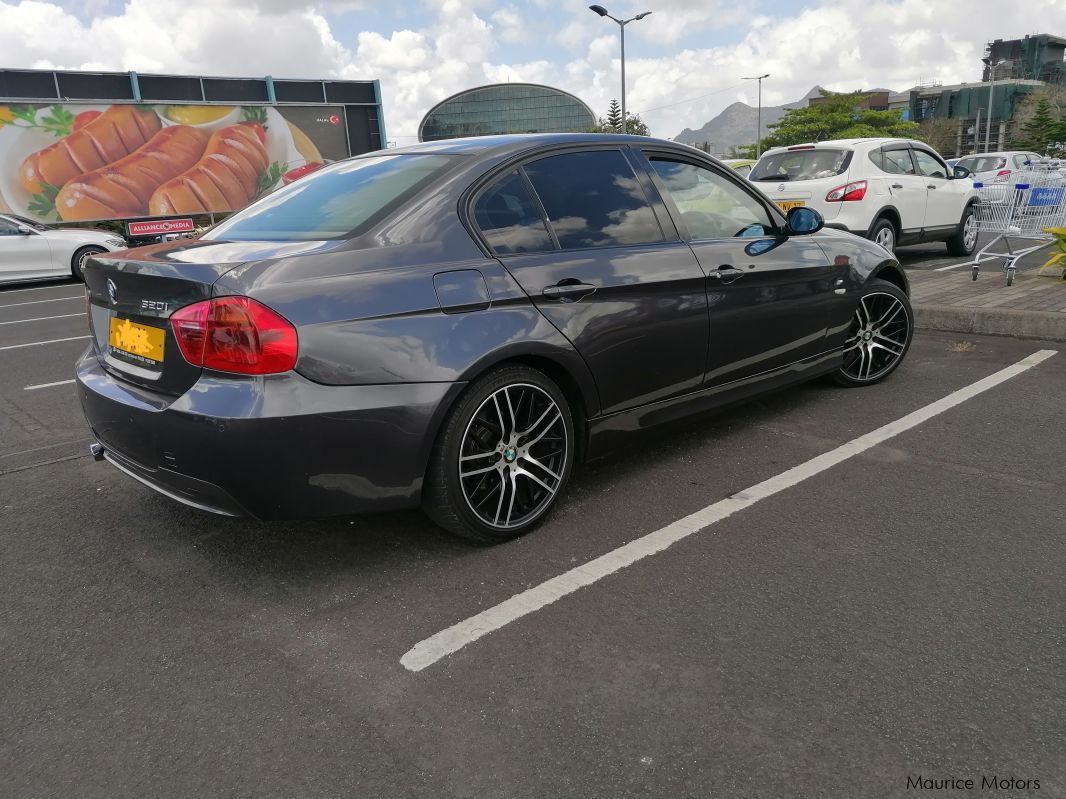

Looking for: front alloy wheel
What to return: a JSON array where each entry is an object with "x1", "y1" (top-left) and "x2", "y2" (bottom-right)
[
  {"x1": 424, "y1": 365, "x2": 574, "y2": 543},
  {"x1": 832, "y1": 279, "x2": 913, "y2": 386}
]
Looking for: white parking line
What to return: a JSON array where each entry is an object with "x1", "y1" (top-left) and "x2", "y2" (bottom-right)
[
  {"x1": 0, "y1": 282, "x2": 77, "y2": 295},
  {"x1": 0, "y1": 295, "x2": 84, "y2": 309},
  {"x1": 400, "y1": 348, "x2": 1059, "y2": 672},
  {"x1": 933, "y1": 262, "x2": 970, "y2": 271},
  {"x1": 23, "y1": 379, "x2": 76, "y2": 391},
  {"x1": 0, "y1": 312, "x2": 85, "y2": 326},
  {"x1": 0, "y1": 335, "x2": 90, "y2": 351}
]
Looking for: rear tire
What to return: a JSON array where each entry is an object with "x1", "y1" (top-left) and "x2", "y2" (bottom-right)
[
  {"x1": 946, "y1": 205, "x2": 978, "y2": 256},
  {"x1": 830, "y1": 279, "x2": 913, "y2": 387},
  {"x1": 423, "y1": 364, "x2": 575, "y2": 544},
  {"x1": 869, "y1": 217, "x2": 897, "y2": 254},
  {"x1": 71, "y1": 246, "x2": 105, "y2": 282}
]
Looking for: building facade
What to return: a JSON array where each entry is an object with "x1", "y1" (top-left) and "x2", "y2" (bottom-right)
[{"x1": 418, "y1": 83, "x2": 595, "y2": 142}]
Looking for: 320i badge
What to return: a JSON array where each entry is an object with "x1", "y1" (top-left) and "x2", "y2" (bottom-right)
[{"x1": 78, "y1": 133, "x2": 912, "y2": 544}]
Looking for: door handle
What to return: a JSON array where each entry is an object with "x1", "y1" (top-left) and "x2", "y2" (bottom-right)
[
  {"x1": 542, "y1": 280, "x2": 597, "y2": 301},
  {"x1": 710, "y1": 265, "x2": 746, "y2": 282},
  {"x1": 927, "y1": 184, "x2": 937, "y2": 189},
  {"x1": 891, "y1": 183, "x2": 904, "y2": 189}
]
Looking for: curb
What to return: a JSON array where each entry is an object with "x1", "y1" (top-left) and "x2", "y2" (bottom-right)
[{"x1": 914, "y1": 304, "x2": 1066, "y2": 342}]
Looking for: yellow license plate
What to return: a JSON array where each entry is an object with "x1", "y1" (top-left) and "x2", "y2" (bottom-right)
[
  {"x1": 109, "y1": 316, "x2": 165, "y2": 363},
  {"x1": 776, "y1": 200, "x2": 806, "y2": 211}
]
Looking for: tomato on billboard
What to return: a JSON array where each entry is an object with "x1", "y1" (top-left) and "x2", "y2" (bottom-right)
[{"x1": 0, "y1": 103, "x2": 349, "y2": 223}]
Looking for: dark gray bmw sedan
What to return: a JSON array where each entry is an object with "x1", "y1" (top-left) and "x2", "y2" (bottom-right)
[{"x1": 78, "y1": 133, "x2": 912, "y2": 542}]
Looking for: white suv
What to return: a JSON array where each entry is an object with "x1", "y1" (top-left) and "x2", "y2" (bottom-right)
[{"x1": 749, "y1": 138, "x2": 978, "y2": 255}]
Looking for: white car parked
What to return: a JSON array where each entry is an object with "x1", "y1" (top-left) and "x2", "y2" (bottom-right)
[
  {"x1": 749, "y1": 138, "x2": 979, "y2": 255},
  {"x1": 0, "y1": 214, "x2": 126, "y2": 286},
  {"x1": 955, "y1": 151, "x2": 1043, "y2": 185}
]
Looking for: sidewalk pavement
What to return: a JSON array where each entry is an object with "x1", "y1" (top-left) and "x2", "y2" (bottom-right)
[{"x1": 906, "y1": 246, "x2": 1066, "y2": 342}]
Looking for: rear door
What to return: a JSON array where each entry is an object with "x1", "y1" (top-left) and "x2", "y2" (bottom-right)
[
  {"x1": 0, "y1": 217, "x2": 54, "y2": 282},
  {"x1": 473, "y1": 149, "x2": 709, "y2": 415},
  {"x1": 642, "y1": 152, "x2": 833, "y2": 386},
  {"x1": 876, "y1": 146, "x2": 927, "y2": 234}
]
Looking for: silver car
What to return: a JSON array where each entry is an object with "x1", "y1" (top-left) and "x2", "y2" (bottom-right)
[{"x1": 956, "y1": 151, "x2": 1043, "y2": 185}]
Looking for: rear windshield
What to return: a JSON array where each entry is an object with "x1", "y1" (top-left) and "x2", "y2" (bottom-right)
[
  {"x1": 750, "y1": 149, "x2": 850, "y2": 182},
  {"x1": 957, "y1": 156, "x2": 1007, "y2": 173},
  {"x1": 203, "y1": 154, "x2": 459, "y2": 242}
]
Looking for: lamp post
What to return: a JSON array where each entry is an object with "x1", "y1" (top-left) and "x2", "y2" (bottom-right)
[
  {"x1": 588, "y1": 5, "x2": 651, "y2": 133},
  {"x1": 743, "y1": 73, "x2": 770, "y2": 158},
  {"x1": 982, "y1": 57, "x2": 1005, "y2": 153}
]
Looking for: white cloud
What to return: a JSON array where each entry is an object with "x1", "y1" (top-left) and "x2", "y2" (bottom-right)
[{"x1": 1, "y1": 0, "x2": 1064, "y2": 144}]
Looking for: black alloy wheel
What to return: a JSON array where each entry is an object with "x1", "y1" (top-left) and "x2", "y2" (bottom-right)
[
  {"x1": 424, "y1": 365, "x2": 574, "y2": 543},
  {"x1": 832, "y1": 279, "x2": 913, "y2": 387}
]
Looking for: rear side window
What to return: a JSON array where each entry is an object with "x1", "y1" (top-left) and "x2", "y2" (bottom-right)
[
  {"x1": 204, "y1": 154, "x2": 458, "y2": 242},
  {"x1": 880, "y1": 149, "x2": 916, "y2": 175},
  {"x1": 473, "y1": 171, "x2": 554, "y2": 254},
  {"x1": 523, "y1": 150, "x2": 663, "y2": 249},
  {"x1": 750, "y1": 149, "x2": 850, "y2": 182}
]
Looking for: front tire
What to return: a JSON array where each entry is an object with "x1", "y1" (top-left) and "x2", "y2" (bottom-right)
[
  {"x1": 946, "y1": 205, "x2": 978, "y2": 256},
  {"x1": 831, "y1": 279, "x2": 913, "y2": 387},
  {"x1": 71, "y1": 246, "x2": 105, "y2": 282},
  {"x1": 423, "y1": 365, "x2": 575, "y2": 544}
]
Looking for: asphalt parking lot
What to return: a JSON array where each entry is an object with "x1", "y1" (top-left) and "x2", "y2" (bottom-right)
[{"x1": 2, "y1": 262, "x2": 1064, "y2": 797}]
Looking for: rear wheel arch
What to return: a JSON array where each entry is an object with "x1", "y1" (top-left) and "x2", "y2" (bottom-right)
[{"x1": 867, "y1": 207, "x2": 901, "y2": 237}]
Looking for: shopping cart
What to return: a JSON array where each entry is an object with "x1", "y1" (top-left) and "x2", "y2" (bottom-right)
[{"x1": 966, "y1": 163, "x2": 1066, "y2": 285}]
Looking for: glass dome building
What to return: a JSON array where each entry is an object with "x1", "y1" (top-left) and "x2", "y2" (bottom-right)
[{"x1": 418, "y1": 83, "x2": 596, "y2": 142}]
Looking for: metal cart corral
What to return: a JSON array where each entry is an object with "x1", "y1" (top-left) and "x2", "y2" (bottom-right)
[{"x1": 966, "y1": 163, "x2": 1066, "y2": 286}]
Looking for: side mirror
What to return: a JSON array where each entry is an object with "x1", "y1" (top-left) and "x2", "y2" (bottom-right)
[
  {"x1": 16, "y1": 225, "x2": 32, "y2": 235},
  {"x1": 785, "y1": 206, "x2": 824, "y2": 235},
  {"x1": 952, "y1": 165, "x2": 971, "y2": 180}
]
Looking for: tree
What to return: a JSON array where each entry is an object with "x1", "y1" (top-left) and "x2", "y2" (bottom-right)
[
  {"x1": 590, "y1": 107, "x2": 650, "y2": 136},
  {"x1": 606, "y1": 99, "x2": 622, "y2": 132},
  {"x1": 918, "y1": 117, "x2": 958, "y2": 157},
  {"x1": 1016, "y1": 97, "x2": 1056, "y2": 152},
  {"x1": 1010, "y1": 85, "x2": 1066, "y2": 153},
  {"x1": 757, "y1": 90, "x2": 920, "y2": 151}
]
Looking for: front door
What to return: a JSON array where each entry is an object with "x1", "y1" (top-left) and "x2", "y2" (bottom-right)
[
  {"x1": 913, "y1": 148, "x2": 962, "y2": 230},
  {"x1": 472, "y1": 150, "x2": 709, "y2": 415},
  {"x1": 641, "y1": 153, "x2": 833, "y2": 386}
]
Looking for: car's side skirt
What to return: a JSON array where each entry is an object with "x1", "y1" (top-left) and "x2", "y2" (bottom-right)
[{"x1": 585, "y1": 349, "x2": 841, "y2": 459}]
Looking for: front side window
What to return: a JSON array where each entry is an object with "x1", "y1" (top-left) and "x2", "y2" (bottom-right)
[
  {"x1": 913, "y1": 150, "x2": 947, "y2": 179},
  {"x1": 650, "y1": 158, "x2": 774, "y2": 241},
  {"x1": 522, "y1": 150, "x2": 663, "y2": 249},
  {"x1": 473, "y1": 171, "x2": 554, "y2": 254},
  {"x1": 204, "y1": 154, "x2": 459, "y2": 242},
  {"x1": 880, "y1": 148, "x2": 916, "y2": 175},
  {"x1": 0, "y1": 218, "x2": 19, "y2": 236}
]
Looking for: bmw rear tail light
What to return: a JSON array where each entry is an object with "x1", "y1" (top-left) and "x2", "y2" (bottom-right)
[
  {"x1": 170, "y1": 296, "x2": 298, "y2": 375},
  {"x1": 825, "y1": 180, "x2": 868, "y2": 202},
  {"x1": 993, "y1": 169, "x2": 1012, "y2": 183}
]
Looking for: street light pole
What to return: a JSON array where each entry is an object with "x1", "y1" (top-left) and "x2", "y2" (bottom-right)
[
  {"x1": 983, "y1": 58, "x2": 1005, "y2": 153},
  {"x1": 589, "y1": 5, "x2": 651, "y2": 133},
  {"x1": 743, "y1": 73, "x2": 770, "y2": 158}
]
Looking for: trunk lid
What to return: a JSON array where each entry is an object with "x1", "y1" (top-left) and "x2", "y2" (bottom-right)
[{"x1": 82, "y1": 239, "x2": 328, "y2": 396}]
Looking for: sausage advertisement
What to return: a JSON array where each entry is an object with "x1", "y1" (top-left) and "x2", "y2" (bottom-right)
[{"x1": 0, "y1": 102, "x2": 351, "y2": 223}]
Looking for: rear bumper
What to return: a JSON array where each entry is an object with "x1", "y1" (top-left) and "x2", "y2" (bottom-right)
[
  {"x1": 824, "y1": 222, "x2": 868, "y2": 237},
  {"x1": 76, "y1": 350, "x2": 464, "y2": 520}
]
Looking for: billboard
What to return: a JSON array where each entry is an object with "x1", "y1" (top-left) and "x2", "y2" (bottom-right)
[{"x1": 0, "y1": 102, "x2": 351, "y2": 223}]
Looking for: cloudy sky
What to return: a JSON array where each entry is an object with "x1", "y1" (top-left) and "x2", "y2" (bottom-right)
[{"x1": 2, "y1": 0, "x2": 1063, "y2": 142}]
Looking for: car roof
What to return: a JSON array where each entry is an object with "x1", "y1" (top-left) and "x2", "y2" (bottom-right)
[
  {"x1": 760, "y1": 138, "x2": 932, "y2": 155},
  {"x1": 369, "y1": 133, "x2": 677, "y2": 157},
  {"x1": 958, "y1": 151, "x2": 1037, "y2": 158}
]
